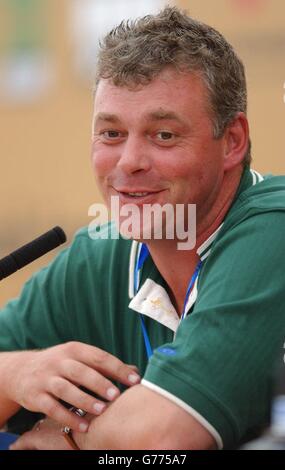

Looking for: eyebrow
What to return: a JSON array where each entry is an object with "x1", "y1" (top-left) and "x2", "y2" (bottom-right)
[
  {"x1": 93, "y1": 109, "x2": 187, "y2": 128},
  {"x1": 93, "y1": 113, "x2": 121, "y2": 126},
  {"x1": 147, "y1": 110, "x2": 185, "y2": 125}
]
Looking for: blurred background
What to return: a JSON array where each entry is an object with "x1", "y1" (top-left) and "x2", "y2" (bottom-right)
[{"x1": 0, "y1": 0, "x2": 284, "y2": 306}]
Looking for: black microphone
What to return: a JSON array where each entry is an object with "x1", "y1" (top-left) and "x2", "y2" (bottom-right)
[{"x1": 0, "y1": 226, "x2": 67, "y2": 281}]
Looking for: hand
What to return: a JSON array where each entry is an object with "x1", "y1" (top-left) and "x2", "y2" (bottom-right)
[
  {"x1": 9, "y1": 417, "x2": 73, "y2": 450},
  {"x1": 4, "y1": 342, "x2": 140, "y2": 432}
]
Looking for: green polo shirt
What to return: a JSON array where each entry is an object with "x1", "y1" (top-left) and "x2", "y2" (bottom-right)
[{"x1": 0, "y1": 166, "x2": 285, "y2": 449}]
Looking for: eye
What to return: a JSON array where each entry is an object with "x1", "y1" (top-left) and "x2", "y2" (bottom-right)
[
  {"x1": 157, "y1": 131, "x2": 174, "y2": 141},
  {"x1": 97, "y1": 130, "x2": 125, "y2": 144},
  {"x1": 102, "y1": 130, "x2": 122, "y2": 139},
  {"x1": 153, "y1": 131, "x2": 178, "y2": 146}
]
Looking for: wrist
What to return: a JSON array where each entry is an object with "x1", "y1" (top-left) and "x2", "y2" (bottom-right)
[{"x1": 1, "y1": 351, "x2": 36, "y2": 400}]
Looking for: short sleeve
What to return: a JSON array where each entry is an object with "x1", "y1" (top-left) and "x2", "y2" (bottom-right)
[{"x1": 143, "y1": 211, "x2": 285, "y2": 449}]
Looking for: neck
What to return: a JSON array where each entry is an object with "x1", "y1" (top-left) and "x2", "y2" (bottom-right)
[{"x1": 145, "y1": 166, "x2": 243, "y2": 314}]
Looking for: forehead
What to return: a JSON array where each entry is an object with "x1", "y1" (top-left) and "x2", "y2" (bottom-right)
[{"x1": 93, "y1": 69, "x2": 211, "y2": 120}]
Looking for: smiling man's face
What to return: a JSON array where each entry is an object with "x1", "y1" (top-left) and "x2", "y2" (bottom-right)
[{"x1": 91, "y1": 68, "x2": 227, "y2": 240}]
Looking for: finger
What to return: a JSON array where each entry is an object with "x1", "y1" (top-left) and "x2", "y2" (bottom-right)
[
  {"x1": 36, "y1": 393, "x2": 90, "y2": 433},
  {"x1": 32, "y1": 418, "x2": 45, "y2": 431},
  {"x1": 64, "y1": 343, "x2": 141, "y2": 386},
  {"x1": 130, "y1": 365, "x2": 139, "y2": 370},
  {"x1": 128, "y1": 364, "x2": 140, "y2": 373},
  {"x1": 47, "y1": 374, "x2": 110, "y2": 415},
  {"x1": 61, "y1": 360, "x2": 122, "y2": 402}
]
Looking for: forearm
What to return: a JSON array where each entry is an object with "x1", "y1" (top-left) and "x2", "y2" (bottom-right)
[
  {"x1": 9, "y1": 384, "x2": 216, "y2": 450},
  {"x1": 73, "y1": 385, "x2": 158, "y2": 449},
  {"x1": 0, "y1": 352, "x2": 33, "y2": 425},
  {"x1": 73, "y1": 384, "x2": 216, "y2": 450}
]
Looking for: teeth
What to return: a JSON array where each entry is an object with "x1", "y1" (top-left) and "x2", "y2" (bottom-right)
[{"x1": 127, "y1": 192, "x2": 149, "y2": 197}]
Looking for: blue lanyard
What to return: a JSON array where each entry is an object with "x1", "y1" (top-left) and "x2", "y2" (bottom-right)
[
  {"x1": 181, "y1": 260, "x2": 203, "y2": 321},
  {"x1": 134, "y1": 243, "x2": 202, "y2": 360}
]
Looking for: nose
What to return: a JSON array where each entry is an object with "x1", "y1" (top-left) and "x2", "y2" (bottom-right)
[{"x1": 117, "y1": 135, "x2": 151, "y2": 174}]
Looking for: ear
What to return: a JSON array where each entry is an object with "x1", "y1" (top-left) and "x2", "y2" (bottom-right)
[{"x1": 223, "y1": 112, "x2": 249, "y2": 171}]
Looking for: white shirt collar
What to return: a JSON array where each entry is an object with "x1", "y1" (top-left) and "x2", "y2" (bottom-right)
[{"x1": 128, "y1": 224, "x2": 223, "y2": 332}]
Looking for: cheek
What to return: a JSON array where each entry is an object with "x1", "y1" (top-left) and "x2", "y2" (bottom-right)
[
  {"x1": 195, "y1": 153, "x2": 224, "y2": 198},
  {"x1": 91, "y1": 141, "x2": 115, "y2": 178}
]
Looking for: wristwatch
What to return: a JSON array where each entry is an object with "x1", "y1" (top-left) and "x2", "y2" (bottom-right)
[{"x1": 61, "y1": 407, "x2": 87, "y2": 450}]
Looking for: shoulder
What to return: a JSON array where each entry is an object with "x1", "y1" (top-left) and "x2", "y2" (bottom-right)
[
  {"x1": 239, "y1": 173, "x2": 285, "y2": 206},
  {"x1": 221, "y1": 173, "x2": 285, "y2": 236},
  {"x1": 68, "y1": 222, "x2": 133, "y2": 267},
  {"x1": 206, "y1": 173, "x2": 285, "y2": 279},
  {"x1": 59, "y1": 223, "x2": 134, "y2": 295},
  {"x1": 23, "y1": 222, "x2": 134, "y2": 294}
]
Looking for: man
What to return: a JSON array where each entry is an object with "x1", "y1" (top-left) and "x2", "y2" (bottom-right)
[{"x1": 1, "y1": 7, "x2": 285, "y2": 450}]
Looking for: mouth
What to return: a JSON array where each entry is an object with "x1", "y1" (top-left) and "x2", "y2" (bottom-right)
[
  {"x1": 121, "y1": 191, "x2": 154, "y2": 197},
  {"x1": 112, "y1": 188, "x2": 165, "y2": 203}
]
